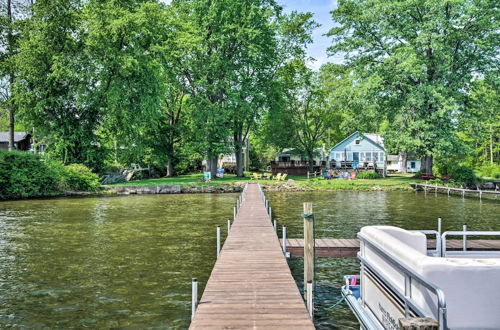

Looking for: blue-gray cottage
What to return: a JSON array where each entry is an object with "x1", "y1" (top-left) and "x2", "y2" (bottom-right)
[{"x1": 329, "y1": 132, "x2": 386, "y2": 171}]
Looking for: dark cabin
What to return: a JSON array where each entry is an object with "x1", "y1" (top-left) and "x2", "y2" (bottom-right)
[{"x1": 0, "y1": 132, "x2": 32, "y2": 151}]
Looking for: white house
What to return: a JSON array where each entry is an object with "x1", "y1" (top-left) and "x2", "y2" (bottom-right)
[
  {"x1": 387, "y1": 154, "x2": 421, "y2": 173},
  {"x1": 329, "y1": 132, "x2": 386, "y2": 174}
]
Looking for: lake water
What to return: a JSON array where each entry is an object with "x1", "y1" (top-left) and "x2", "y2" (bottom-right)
[{"x1": 0, "y1": 191, "x2": 498, "y2": 328}]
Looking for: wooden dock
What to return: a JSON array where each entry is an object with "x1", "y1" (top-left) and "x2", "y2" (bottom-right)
[
  {"x1": 411, "y1": 183, "x2": 499, "y2": 199},
  {"x1": 189, "y1": 183, "x2": 314, "y2": 329},
  {"x1": 282, "y1": 238, "x2": 500, "y2": 258}
]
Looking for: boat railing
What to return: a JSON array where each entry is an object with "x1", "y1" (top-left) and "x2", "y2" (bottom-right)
[
  {"x1": 409, "y1": 230, "x2": 441, "y2": 257},
  {"x1": 441, "y1": 231, "x2": 500, "y2": 257},
  {"x1": 358, "y1": 232, "x2": 448, "y2": 330}
]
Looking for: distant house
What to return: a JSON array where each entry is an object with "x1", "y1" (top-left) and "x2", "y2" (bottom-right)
[
  {"x1": 270, "y1": 147, "x2": 327, "y2": 175},
  {"x1": 387, "y1": 154, "x2": 421, "y2": 173},
  {"x1": 329, "y1": 132, "x2": 386, "y2": 176},
  {"x1": 0, "y1": 132, "x2": 31, "y2": 151},
  {"x1": 274, "y1": 147, "x2": 327, "y2": 163}
]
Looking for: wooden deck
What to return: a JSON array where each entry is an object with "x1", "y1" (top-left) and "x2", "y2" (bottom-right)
[
  {"x1": 189, "y1": 183, "x2": 314, "y2": 329},
  {"x1": 282, "y1": 238, "x2": 500, "y2": 258}
]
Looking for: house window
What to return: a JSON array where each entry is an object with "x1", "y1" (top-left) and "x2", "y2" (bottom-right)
[
  {"x1": 355, "y1": 139, "x2": 360, "y2": 145},
  {"x1": 365, "y1": 152, "x2": 372, "y2": 161},
  {"x1": 373, "y1": 152, "x2": 378, "y2": 161},
  {"x1": 279, "y1": 156, "x2": 290, "y2": 162},
  {"x1": 410, "y1": 161, "x2": 416, "y2": 169}
]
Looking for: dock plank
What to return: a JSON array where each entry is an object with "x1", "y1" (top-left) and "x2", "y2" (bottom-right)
[{"x1": 189, "y1": 184, "x2": 314, "y2": 329}]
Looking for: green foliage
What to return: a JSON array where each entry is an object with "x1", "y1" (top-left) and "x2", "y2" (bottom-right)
[
  {"x1": 477, "y1": 163, "x2": 500, "y2": 179},
  {"x1": 435, "y1": 162, "x2": 476, "y2": 187},
  {"x1": 0, "y1": 150, "x2": 61, "y2": 199},
  {"x1": 0, "y1": 151, "x2": 101, "y2": 199},
  {"x1": 356, "y1": 172, "x2": 380, "y2": 179},
  {"x1": 60, "y1": 164, "x2": 100, "y2": 192},
  {"x1": 328, "y1": 0, "x2": 498, "y2": 172}
]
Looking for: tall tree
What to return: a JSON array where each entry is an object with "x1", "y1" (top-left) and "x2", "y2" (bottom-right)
[
  {"x1": 265, "y1": 60, "x2": 337, "y2": 172},
  {"x1": 1, "y1": 0, "x2": 32, "y2": 150},
  {"x1": 329, "y1": 0, "x2": 499, "y2": 173}
]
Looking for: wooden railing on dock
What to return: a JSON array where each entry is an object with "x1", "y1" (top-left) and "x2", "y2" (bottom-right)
[
  {"x1": 281, "y1": 238, "x2": 500, "y2": 258},
  {"x1": 411, "y1": 183, "x2": 499, "y2": 199},
  {"x1": 189, "y1": 183, "x2": 314, "y2": 329}
]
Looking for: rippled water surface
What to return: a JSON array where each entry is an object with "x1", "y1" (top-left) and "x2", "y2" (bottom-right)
[{"x1": 0, "y1": 191, "x2": 498, "y2": 329}]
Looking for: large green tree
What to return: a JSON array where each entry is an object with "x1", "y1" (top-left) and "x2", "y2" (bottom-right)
[
  {"x1": 329, "y1": 0, "x2": 499, "y2": 173},
  {"x1": 265, "y1": 60, "x2": 338, "y2": 172}
]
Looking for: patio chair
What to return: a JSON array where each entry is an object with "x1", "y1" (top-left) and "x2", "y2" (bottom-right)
[
  {"x1": 263, "y1": 173, "x2": 272, "y2": 180},
  {"x1": 280, "y1": 173, "x2": 288, "y2": 181},
  {"x1": 275, "y1": 173, "x2": 282, "y2": 181}
]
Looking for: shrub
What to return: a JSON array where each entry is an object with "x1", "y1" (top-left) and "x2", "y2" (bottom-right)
[
  {"x1": 60, "y1": 164, "x2": 100, "y2": 192},
  {"x1": 478, "y1": 163, "x2": 500, "y2": 179},
  {"x1": 0, "y1": 151, "x2": 61, "y2": 199},
  {"x1": 356, "y1": 171, "x2": 380, "y2": 179},
  {"x1": 0, "y1": 151, "x2": 101, "y2": 199},
  {"x1": 436, "y1": 161, "x2": 476, "y2": 187}
]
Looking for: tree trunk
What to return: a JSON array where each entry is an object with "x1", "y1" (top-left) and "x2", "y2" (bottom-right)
[
  {"x1": 8, "y1": 105, "x2": 15, "y2": 151},
  {"x1": 233, "y1": 132, "x2": 245, "y2": 177},
  {"x1": 235, "y1": 146, "x2": 244, "y2": 177},
  {"x1": 421, "y1": 154, "x2": 433, "y2": 174},
  {"x1": 399, "y1": 152, "x2": 408, "y2": 173},
  {"x1": 206, "y1": 156, "x2": 217, "y2": 178},
  {"x1": 307, "y1": 152, "x2": 314, "y2": 173},
  {"x1": 490, "y1": 131, "x2": 494, "y2": 164},
  {"x1": 7, "y1": 0, "x2": 14, "y2": 151},
  {"x1": 166, "y1": 159, "x2": 175, "y2": 177}
]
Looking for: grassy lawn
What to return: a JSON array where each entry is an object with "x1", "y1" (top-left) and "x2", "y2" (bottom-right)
[
  {"x1": 297, "y1": 174, "x2": 424, "y2": 191},
  {"x1": 108, "y1": 172, "x2": 422, "y2": 191}
]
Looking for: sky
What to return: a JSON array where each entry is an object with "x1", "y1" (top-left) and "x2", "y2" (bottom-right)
[{"x1": 280, "y1": 0, "x2": 341, "y2": 69}]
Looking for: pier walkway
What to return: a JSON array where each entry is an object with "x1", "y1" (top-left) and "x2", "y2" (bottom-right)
[{"x1": 189, "y1": 183, "x2": 314, "y2": 329}]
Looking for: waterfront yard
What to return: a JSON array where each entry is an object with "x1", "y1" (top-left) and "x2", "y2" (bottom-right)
[{"x1": 108, "y1": 173, "x2": 424, "y2": 191}]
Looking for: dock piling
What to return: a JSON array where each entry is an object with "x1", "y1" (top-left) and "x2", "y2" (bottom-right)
[
  {"x1": 216, "y1": 226, "x2": 221, "y2": 258},
  {"x1": 463, "y1": 224, "x2": 467, "y2": 251},
  {"x1": 282, "y1": 225, "x2": 287, "y2": 255},
  {"x1": 233, "y1": 207, "x2": 236, "y2": 221},
  {"x1": 191, "y1": 278, "x2": 198, "y2": 320},
  {"x1": 306, "y1": 280, "x2": 313, "y2": 318},
  {"x1": 438, "y1": 217, "x2": 442, "y2": 236},
  {"x1": 303, "y1": 202, "x2": 314, "y2": 299},
  {"x1": 273, "y1": 219, "x2": 277, "y2": 232},
  {"x1": 227, "y1": 218, "x2": 231, "y2": 233}
]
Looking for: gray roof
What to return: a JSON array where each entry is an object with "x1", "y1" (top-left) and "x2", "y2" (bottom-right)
[{"x1": 0, "y1": 132, "x2": 30, "y2": 143}]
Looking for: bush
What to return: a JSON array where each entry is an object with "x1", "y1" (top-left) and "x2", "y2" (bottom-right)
[
  {"x1": 60, "y1": 164, "x2": 100, "y2": 192},
  {"x1": 356, "y1": 171, "x2": 380, "y2": 179},
  {"x1": 0, "y1": 151, "x2": 61, "y2": 199},
  {"x1": 478, "y1": 163, "x2": 500, "y2": 179},
  {"x1": 0, "y1": 151, "x2": 101, "y2": 199},
  {"x1": 436, "y1": 162, "x2": 476, "y2": 187}
]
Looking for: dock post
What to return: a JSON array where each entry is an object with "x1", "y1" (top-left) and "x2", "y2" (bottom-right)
[
  {"x1": 479, "y1": 189, "x2": 482, "y2": 200},
  {"x1": 307, "y1": 172, "x2": 310, "y2": 181},
  {"x1": 191, "y1": 278, "x2": 198, "y2": 320},
  {"x1": 306, "y1": 280, "x2": 313, "y2": 318},
  {"x1": 269, "y1": 206, "x2": 272, "y2": 219},
  {"x1": 217, "y1": 226, "x2": 221, "y2": 258},
  {"x1": 282, "y1": 225, "x2": 287, "y2": 255},
  {"x1": 438, "y1": 217, "x2": 442, "y2": 236},
  {"x1": 227, "y1": 218, "x2": 231, "y2": 233},
  {"x1": 273, "y1": 219, "x2": 277, "y2": 232},
  {"x1": 237, "y1": 199, "x2": 240, "y2": 210},
  {"x1": 233, "y1": 207, "x2": 236, "y2": 221},
  {"x1": 303, "y1": 202, "x2": 314, "y2": 299},
  {"x1": 462, "y1": 189, "x2": 465, "y2": 198},
  {"x1": 463, "y1": 224, "x2": 467, "y2": 251}
]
